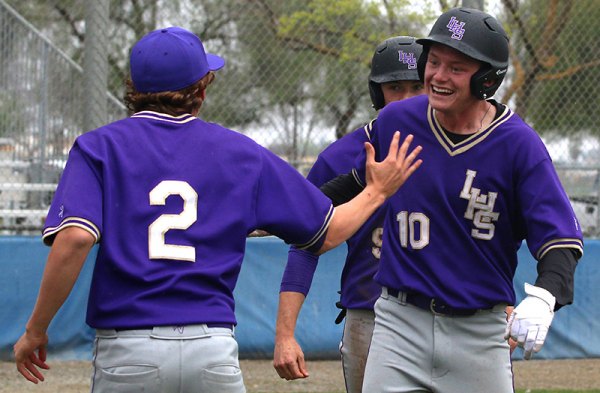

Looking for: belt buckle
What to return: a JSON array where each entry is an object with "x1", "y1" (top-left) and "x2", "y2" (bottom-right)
[{"x1": 429, "y1": 298, "x2": 447, "y2": 316}]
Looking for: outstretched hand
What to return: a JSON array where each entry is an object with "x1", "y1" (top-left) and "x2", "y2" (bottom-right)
[
  {"x1": 14, "y1": 330, "x2": 50, "y2": 384},
  {"x1": 365, "y1": 131, "x2": 422, "y2": 199}
]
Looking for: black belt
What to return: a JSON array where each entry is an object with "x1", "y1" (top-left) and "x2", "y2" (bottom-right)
[
  {"x1": 116, "y1": 323, "x2": 234, "y2": 331},
  {"x1": 385, "y1": 287, "x2": 482, "y2": 317}
]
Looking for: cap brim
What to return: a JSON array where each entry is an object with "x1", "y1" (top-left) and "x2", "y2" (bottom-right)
[{"x1": 206, "y1": 53, "x2": 225, "y2": 71}]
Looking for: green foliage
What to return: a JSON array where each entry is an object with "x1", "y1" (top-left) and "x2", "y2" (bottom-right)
[{"x1": 265, "y1": 0, "x2": 434, "y2": 140}]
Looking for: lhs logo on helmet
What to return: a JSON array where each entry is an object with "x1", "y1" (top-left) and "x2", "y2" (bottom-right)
[
  {"x1": 447, "y1": 16, "x2": 466, "y2": 40},
  {"x1": 398, "y1": 50, "x2": 417, "y2": 69}
]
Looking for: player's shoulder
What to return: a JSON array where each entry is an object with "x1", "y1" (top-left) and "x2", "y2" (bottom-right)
[
  {"x1": 76, "y1": 111, "x2": 265, "y2": 158},
  {"x1": 493, "y1": 104, "x2": 541, "y2": 142},
  {"x1": 316, "y1": 121, "x2": 374, "y2": 160}
]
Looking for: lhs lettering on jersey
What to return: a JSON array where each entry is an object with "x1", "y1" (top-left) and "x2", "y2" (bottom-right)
[{"x1": 459, "y1": 169, "x2": 499, "y2": 240}]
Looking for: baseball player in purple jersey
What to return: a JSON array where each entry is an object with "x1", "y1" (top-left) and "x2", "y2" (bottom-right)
[
  {"x1": 276, "y1": 8, "x2": 583, "y2": 393},
  {"x1": 12, "y1": 27, "x2": 423, "y2": 392},
  {"x1": 273, "y1": 37, "x2": 424, "y2": 393},
  {"x1": 358, "y1": 9, "x2": 583, "y2": 393}
]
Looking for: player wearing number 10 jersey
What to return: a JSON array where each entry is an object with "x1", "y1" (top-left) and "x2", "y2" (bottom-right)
[{"x1": 353, "y1": 94, "x2": 583, "y2": 310}]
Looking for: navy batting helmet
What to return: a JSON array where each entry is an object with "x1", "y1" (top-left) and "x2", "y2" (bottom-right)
[
  {"x1": 369, "y1": 36, "x2": 422, "y2": 110},
  {"x1": 416, "y1": 7, "x2": 509, "y2": 99}
]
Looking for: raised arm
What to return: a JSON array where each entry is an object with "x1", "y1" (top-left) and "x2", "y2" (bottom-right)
[{"x1": 317, "y1": 132, "x2": 422, "y2": 254}]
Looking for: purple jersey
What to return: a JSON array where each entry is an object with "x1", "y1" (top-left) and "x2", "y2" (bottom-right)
[
  {"x1": 353, "y1": 95, "x2": 583, "y2": 309},
  {"x1": 42, "y1": 111, "x2": 334, "y2": 329},
  {"x1": 282, "y1": 122, "x2": 384, "y2": 310}
]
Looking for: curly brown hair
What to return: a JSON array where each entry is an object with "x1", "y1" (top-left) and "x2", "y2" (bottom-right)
[{"x1": 124, "y1": 72, "x2": 216, "y2": 116}]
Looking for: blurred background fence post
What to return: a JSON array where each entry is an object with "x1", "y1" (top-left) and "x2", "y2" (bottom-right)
[{"x1": 83, "y1": 0, "x2": 109, "y2": 132}]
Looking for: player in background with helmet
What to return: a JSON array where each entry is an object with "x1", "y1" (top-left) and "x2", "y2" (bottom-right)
[
  {"x1": 273, "y1": 36, "x2": 425, "y2": 393},
  {"x1": 276, "y1": 8, "x2": 583, "y2": 393},
  {"x1": 13, "y1": 26, "x2": 423, "y2": 392}
]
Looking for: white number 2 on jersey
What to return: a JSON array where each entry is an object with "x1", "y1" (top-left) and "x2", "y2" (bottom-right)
[{"x1": 148, "y1": 180, "x2": 197, "y2": 262}]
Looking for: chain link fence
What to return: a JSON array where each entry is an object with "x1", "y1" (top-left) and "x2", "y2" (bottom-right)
[{"x1": 0, "y1": 0, "x2": 598, "y2": 236}]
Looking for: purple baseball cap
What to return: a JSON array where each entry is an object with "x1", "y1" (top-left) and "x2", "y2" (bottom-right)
[{"x1": 130, "y1": 26, "x2": 225, "y2": 93}]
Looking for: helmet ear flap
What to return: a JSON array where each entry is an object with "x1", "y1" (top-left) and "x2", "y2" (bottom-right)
[
  {"x1": 417, "y1": 46, "x2": 429, "y2": 83},
  {"x1": 470, "y1": 65, "x2": 507, "y2": 99},
  {"x1": 369, "y1": 81, "x2": 385, "y2": 110}
]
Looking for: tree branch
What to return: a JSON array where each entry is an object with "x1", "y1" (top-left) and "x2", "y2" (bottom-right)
[
  {"x1": 536, "y1": 59, "x2": 600, "y2": 80},
  {"x1": 53, "y1": 5, "x2": 84, "y2": 43}
]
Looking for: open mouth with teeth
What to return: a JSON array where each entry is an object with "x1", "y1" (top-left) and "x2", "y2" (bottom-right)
[{"x1": 432, "y1": 86, "x2": 453, "y2": 95}]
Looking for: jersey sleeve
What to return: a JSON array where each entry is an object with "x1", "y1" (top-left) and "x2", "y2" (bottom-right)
[
  {"x1": 351, "y1": 119, "x2": 382, "y2": 188},
  {"x1": 254, "y1": 148, "x2": 334, "y2": 250},
  {"x1": 518, "y1": 154, "x2": 584, "y2": 259},
  {"x1": 306, "y1": 154, "x2": 339, "y2": 188},
  {"x1": 42, "y1": 141, "x2": 102, "y2": 246}
]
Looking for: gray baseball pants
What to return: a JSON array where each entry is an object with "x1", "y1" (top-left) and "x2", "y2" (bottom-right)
[
  {"x1": 91, "y1": 324, "x2": 245, "y2": 393},
  {"x1": 362, "y1": 288, "x2": 514, "y2": 393},
  {"x1": 340, "y1": 308, "x2": 376, "y2": 393}
]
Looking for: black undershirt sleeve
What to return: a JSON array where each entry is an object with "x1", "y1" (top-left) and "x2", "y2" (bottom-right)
[
  {"x1": 319, "y1": 172, "x2": 364, "y2": 206},
  {"x1": 534, "y1": 248, "x2": 580, "y2": 311}
]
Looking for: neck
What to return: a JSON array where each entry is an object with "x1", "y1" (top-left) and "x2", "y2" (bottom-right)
[{"x1": 435, "y1": 100, "x2": 493, "y2": 135}]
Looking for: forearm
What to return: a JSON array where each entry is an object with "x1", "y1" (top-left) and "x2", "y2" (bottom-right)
[
  {"x1": 535, "y1": 248, "x2": 579, "y2": 310},
  {"x1": 318, "y1": 184, "x2": 385, "y2": 254},
  {"x1": 280, "y1": 247, "x2": 319, "y2": 295},
  {"x1": 26, "y1": 227, "x2": 94, "y2": 334},
  {"x1": 275, "y1": 292, "x2": 307, "y2": 342}
]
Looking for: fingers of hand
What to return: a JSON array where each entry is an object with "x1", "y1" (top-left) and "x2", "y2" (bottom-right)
[
  {"x1": 523, "y1": 325, "x2": 548, "y2": 360},
  {"x1": 505, "y1": 314, "x2": 549, "y2": 360},
  {"x1": 30, "y1": 351, "x2": 50, "y2": 370},
  {"x1": 395, "y1": 134, "x2": 422, "y2": 178},
  {"x1": 297, "y1": 356, "x2": 309, "y2": 378},
  {"x1": 274, "y1": 358, "x2": 306, "y2": 380},
  {"x1": 503, "y1": 312, "x2": 515, "y2": 340},
  {"x1": 396, "y1": 133, "x2": 412, "y2": 161},
  {"x1": 386, "y1": 131, "x2": 400, "y2": 158},
  {"x1": 38, "y1": 346, "x2": 48, "y2": 363},
  {"x1": 365, "y1": 142, "x2": 375, "y2": 164},
  {"x1": 17, "y1": 359, "x2": 45, "y2": 384}
]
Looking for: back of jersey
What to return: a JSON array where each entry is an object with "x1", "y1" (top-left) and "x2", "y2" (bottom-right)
[{"x1": 43, "y1": 111, "x2": 332, "y2": 329}]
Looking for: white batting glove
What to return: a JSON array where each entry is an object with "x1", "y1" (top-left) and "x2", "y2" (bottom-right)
[{"x1": 504, "y1": 283, "x2": 555, "y2": 360}]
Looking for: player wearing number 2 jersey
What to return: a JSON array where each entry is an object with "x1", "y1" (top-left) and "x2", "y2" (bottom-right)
[{"x1": 13, "y1": 27, "x2": 422, "y2": 393}]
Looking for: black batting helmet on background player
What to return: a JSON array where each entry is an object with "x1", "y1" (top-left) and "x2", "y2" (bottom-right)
[
  {"x1": 416, "y1": 7, "x2": 509, "y2": 99},
  {"x1": 368, "y1": 36, "x2": 423, "y2": 110}
]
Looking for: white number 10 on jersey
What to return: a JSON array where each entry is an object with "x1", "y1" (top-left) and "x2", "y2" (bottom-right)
[{"x1": 396, "y1": 211, "x2": 429, "y2": 249}]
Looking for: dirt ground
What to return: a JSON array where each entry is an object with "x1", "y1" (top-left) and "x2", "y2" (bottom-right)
[{"x1": 1, "y1": 358, "x2": 599, "y2": 392}]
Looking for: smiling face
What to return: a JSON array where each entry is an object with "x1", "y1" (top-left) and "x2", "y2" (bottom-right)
[
  {"x1": 381, "y1": 80, "x2": 425, "y2": 105},
  {"x1": 424, "y1": 43, "x2": 483, "y2": 115}
]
